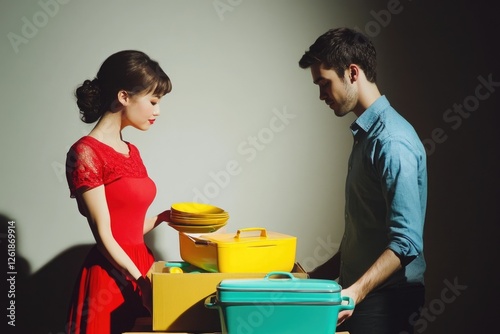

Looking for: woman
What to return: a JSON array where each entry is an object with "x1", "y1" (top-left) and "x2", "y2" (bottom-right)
[{"x1": 65, "y1": 50, "x2": 172, "y2": 333}]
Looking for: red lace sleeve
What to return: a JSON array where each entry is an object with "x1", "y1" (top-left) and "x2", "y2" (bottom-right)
[{"x1": 66, "y1": 139, "x2": 103, "y2": 198}]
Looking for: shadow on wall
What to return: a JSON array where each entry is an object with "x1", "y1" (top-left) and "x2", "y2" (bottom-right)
[
  {"x1": 1, "y1": 214, "x2": 162, "y2": 334},
  {"x1": 1, "y1": 214, "x2": 92, "y2": 334}
]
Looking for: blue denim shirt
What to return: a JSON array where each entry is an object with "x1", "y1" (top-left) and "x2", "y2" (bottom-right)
[{"x1": 339, "y1": 96, "x2": 427, "y2": 289}]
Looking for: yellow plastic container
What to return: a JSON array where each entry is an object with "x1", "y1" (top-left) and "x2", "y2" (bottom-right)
[{"x1": 179, "y1": 227, "x2": 297, "y2": 273}]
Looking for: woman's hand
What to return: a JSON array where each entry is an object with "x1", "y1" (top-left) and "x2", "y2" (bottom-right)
[
  {"x1": 144, "y1": 209, "x2": 171, "y2": 234},
  {"x1": 158, "y1": 209, "x2": 171, "y2": 223}
]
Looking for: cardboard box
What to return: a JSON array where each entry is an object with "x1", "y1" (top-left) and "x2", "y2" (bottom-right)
[{"x1": 151, "y1": 261, "x2": 308, "y2": 332}]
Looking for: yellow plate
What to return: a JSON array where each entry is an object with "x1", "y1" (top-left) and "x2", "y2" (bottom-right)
[
  {"x1": 168, "y1": 221, "x2": 227, "y2": 233},
  {"x1": 171, "y1": 216, "x2": 229, "y2": 226},
  {"x1": 171, "y1": 202, "x2": 225, "y2": 215},
  {"x1": 170, "y1": 211, "x2": 229, "y2": 219}
]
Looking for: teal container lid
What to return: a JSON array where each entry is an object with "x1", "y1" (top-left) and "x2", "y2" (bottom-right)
[{"x1": 216, "y1": 272, "x2": 343, "y2": 304}]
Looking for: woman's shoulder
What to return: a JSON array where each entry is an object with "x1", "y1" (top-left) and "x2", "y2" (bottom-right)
[
  {"x1": 68, "y1": 136, "x2": 143, "y2": 165},
  {"x1": 66, "y1": 136, "x2": 105, "y2": 165},
  {"x1": 70, "y1": 135, "x2": 97, "y2": 150}
]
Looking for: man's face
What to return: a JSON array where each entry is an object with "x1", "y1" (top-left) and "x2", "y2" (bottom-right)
[{"x1": 310, "y1": 63, "x2": 357, "y2": 117}]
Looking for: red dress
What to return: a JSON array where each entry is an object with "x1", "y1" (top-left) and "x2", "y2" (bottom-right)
[{"x1": 65, "y1": 136, "x2": 156, "y2": 334}]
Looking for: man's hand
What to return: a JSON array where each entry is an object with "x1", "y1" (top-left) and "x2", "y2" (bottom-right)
[{"x1": 336, "y1": 286, "x2": 359, "y2": 326}]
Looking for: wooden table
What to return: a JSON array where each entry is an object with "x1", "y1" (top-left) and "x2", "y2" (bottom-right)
[{"x1": 123, "y1": 317, "x2": 349, "y2": 333}]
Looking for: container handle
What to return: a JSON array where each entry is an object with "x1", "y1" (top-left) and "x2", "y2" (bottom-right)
[
  {"x1": 264, "y1": 271, "x2": 296, "y2": 280},
  {"x1": 339, "y1": 295, "x2": 355, "y2": 311},
  {"x1": 204, "y1": 295, "x2": 218, "y2": 309},
  {"x1": 235, "y1": 227, "x2": 267, "y2": 239}
]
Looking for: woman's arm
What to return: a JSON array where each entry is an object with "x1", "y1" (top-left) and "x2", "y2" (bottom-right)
[
  {"x1": 81, "y1": 185, "x2": 143, "y2": 280},
  {"x1": 143, "y1": 210, "x2": 171, "y2": 235}
]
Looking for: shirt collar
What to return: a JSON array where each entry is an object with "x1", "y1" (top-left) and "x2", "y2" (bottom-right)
[{"x1": 350, "y1": 95, "x2": 389, "y2": 135}]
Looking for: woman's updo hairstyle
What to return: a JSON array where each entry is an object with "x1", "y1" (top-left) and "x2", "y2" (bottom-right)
[{"x1": 75, "y1": 50, "x2": 172, "y2": 123}]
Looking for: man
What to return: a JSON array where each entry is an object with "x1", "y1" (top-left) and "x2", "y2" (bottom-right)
[{"x1": 299, "y1": 27, "x2": 427, "y2": 334}]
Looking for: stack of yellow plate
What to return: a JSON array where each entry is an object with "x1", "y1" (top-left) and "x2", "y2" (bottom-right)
[{"x1": 168, "y1": 202, "x2": 229, "y2": 233}]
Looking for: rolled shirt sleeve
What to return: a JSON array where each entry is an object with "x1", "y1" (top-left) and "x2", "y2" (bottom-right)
[{"x1": 377, "y1": 135, "x2": 427, "y2": 266}]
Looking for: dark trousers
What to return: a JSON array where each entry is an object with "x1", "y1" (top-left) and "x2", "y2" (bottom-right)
[{"x1": 337, "y1": 284, "x2": 425, "y2": 334}]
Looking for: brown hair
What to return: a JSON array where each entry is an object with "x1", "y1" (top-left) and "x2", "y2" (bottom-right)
[
  {"x1": 75, "y1": 50, "x2": 172, "y2": 123},
  {"x1": 299, "y1": 28, "x2": 377, "y2": 83}
]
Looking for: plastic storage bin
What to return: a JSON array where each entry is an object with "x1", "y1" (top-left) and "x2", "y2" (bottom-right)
[
  {"x1": 179, "y1": 227, "x2": 296, "y2": 273},
  {"x1": 205, "y1": 271, "x2": 355, "y2": 334}
]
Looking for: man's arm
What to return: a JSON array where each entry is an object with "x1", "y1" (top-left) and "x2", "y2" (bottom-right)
[
  {"x1": 336, "y1": 248, "x2": 402, "y2": 325},
  {"x1": 307, "y1": 251, "x2": 341, "y2": 280},
  {"x1": 343, "y1": 248, "x2": 401, "y2": 304}
]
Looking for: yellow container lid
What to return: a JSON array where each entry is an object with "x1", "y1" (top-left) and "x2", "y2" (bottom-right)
[{"x1": 201, "y1": 227, "x2": 296, "y2": 248}]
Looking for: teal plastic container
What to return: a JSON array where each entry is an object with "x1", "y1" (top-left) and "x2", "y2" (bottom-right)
[{"x1": 205, "y1": 272, "x2": 354, "y2": 334}]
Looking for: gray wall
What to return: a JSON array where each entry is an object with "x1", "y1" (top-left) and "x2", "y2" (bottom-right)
[{"x1": 1, "y1": 0, "x2": 498, "y2": 333}]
